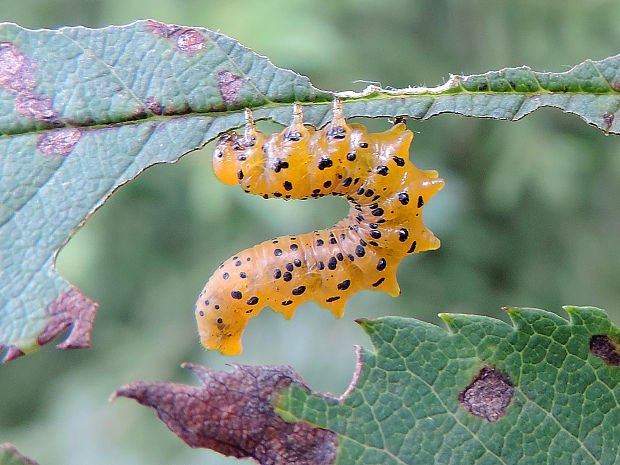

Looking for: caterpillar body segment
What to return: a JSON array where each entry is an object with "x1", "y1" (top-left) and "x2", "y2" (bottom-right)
[{"x1": 197, "y1": 100, "x2": 444, "y2": 355}]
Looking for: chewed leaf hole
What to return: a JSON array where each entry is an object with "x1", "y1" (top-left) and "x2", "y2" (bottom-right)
[
  {"x1": 459, "y1": 367, "x2": 514, "y2": 422},
  {"x1": 590, "y1": 335, "x2": 620, "y2": 366}
]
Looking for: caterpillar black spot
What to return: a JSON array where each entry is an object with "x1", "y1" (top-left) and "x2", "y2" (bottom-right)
[{"x1": 196, "y1": 100, "x2": 444, "y2": 355}]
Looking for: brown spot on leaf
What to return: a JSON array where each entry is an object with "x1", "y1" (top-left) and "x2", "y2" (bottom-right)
[
  {"x1": 176, "y1": 29, "x2": 205, "y2": 54},
  {"x1": 16, "y1": 92, "x2": 55, "y2": 120},
  {"x1": 459, "y1": 367, "x2": 513, "y2": 422},
  {"x1": 146, "y1": 21, "x2": 205, "y2": 56},
  {"x1": 0, "y1": 42, "x2": 33, "y2": 92},
  {"x1": 590, "y1": 335, "x2": 620, "y2": 366},
  {"x1": 113, "y1": 363, "x2": 337, "y2": 465},
  {"x1": 145, "y1": 96, "x2": 163, "y2": 115},
  {"x1": 37, "y1": 287, "x2": 98, "y2": 349},
  {"x1": 37, "y1": 128, "x2": 82, "y2": 156},
  {"x1": 146, "y1": 20, "x2": 182, "y2": 38},
  {"x1": 0, "y1": 42, "x2": 24, "y2": 86},
  {"x1": 603, "y1": 113, "x2": 615, "y2": 128},
  {"x1": 0, "y1": 41, "x2": 57, "y2": 122},
  {"x1": 612, "y1": 80, "x2": 620, "y2": 92},
  {"x1": 0, "y1": 443, "x2": 40, "y2": 465},
  {"x1": 217, "y1": 70, "x2": 244, "y2": 104}
]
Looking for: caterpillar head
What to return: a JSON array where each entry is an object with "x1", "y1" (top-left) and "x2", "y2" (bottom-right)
[
  {"x1": 212, "y1": 132, "x2": 242, "y2": 185},
  {"x1": 195, "y1": 292, "x2": 246, "y2": 356}
]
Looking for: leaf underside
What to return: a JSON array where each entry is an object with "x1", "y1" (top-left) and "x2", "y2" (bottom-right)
[
  {"x1": 116, "y1": 306, "x2": 619, "y2": 465},
  {"x1": 0, "y1": 19, "x2": 618, "y2": 361}
]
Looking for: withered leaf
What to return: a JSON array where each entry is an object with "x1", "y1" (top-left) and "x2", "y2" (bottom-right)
[{"x1": 112, "y1": 363, "x2": 337, "y2": 465}]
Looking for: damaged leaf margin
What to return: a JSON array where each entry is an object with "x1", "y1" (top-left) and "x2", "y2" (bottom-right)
[{"x1": 336, "y1": 54, "x2": 620, "y2": 135}]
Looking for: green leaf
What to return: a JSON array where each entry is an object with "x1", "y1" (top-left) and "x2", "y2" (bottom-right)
[
  {"x1": 0, "y1": 20, "x2": 329, "y2": 361},
  {"x1": 0, "y1": 444, "x2": 39, "y2": 465},
  {"x1": 336, "y1": 55, "x2": 620, "y2": 135},
  {"x1": 274, "y1": 307, "x2": 620, "y2": 465},
  {"x1": 1, "y1": 19, "x2": 618, "y2": 362}
]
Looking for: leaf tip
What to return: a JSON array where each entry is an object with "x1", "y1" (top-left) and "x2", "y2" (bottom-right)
[
  {"x1": 110, "y1": 382, "x2": 143, "y2": 404},
  {"x1": 438, "y1": 313, "x2": 457, "y2": 332},
  {"x1": 562, "y1": 305, "x2": 604, "y2": 318},
  {"x1": 355, "y1": 318, "x2": 378, "y2": 333},
  {"x1": 503, "y1": 306, "x2": 524, "y2": 328}
]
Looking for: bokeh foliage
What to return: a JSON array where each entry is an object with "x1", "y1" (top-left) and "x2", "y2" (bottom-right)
[{"x1": 1, "y1": 1, "x2": 619, "y2": 465}]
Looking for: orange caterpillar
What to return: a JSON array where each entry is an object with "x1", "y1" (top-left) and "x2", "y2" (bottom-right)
[{"x1": 196, "y1": 100, "x2": 444, "y2": 355}]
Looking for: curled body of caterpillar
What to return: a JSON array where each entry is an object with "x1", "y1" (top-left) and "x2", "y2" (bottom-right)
[{"x1": 196, "y1": 100, "x2": 444, "y2": 355}]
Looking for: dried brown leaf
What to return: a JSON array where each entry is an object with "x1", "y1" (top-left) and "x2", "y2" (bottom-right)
[{"x1": 112, "y1": 363, "x2": 337, "y2": 465}]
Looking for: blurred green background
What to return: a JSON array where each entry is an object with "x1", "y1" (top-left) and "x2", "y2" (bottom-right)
[{"x1": 2, "y1": 1, "x2": 620, "y2": 464}]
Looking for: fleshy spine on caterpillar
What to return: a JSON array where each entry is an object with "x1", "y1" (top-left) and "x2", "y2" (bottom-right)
[{"x1": 196, "y1": 99, "x2": 444, "y2": 355}]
